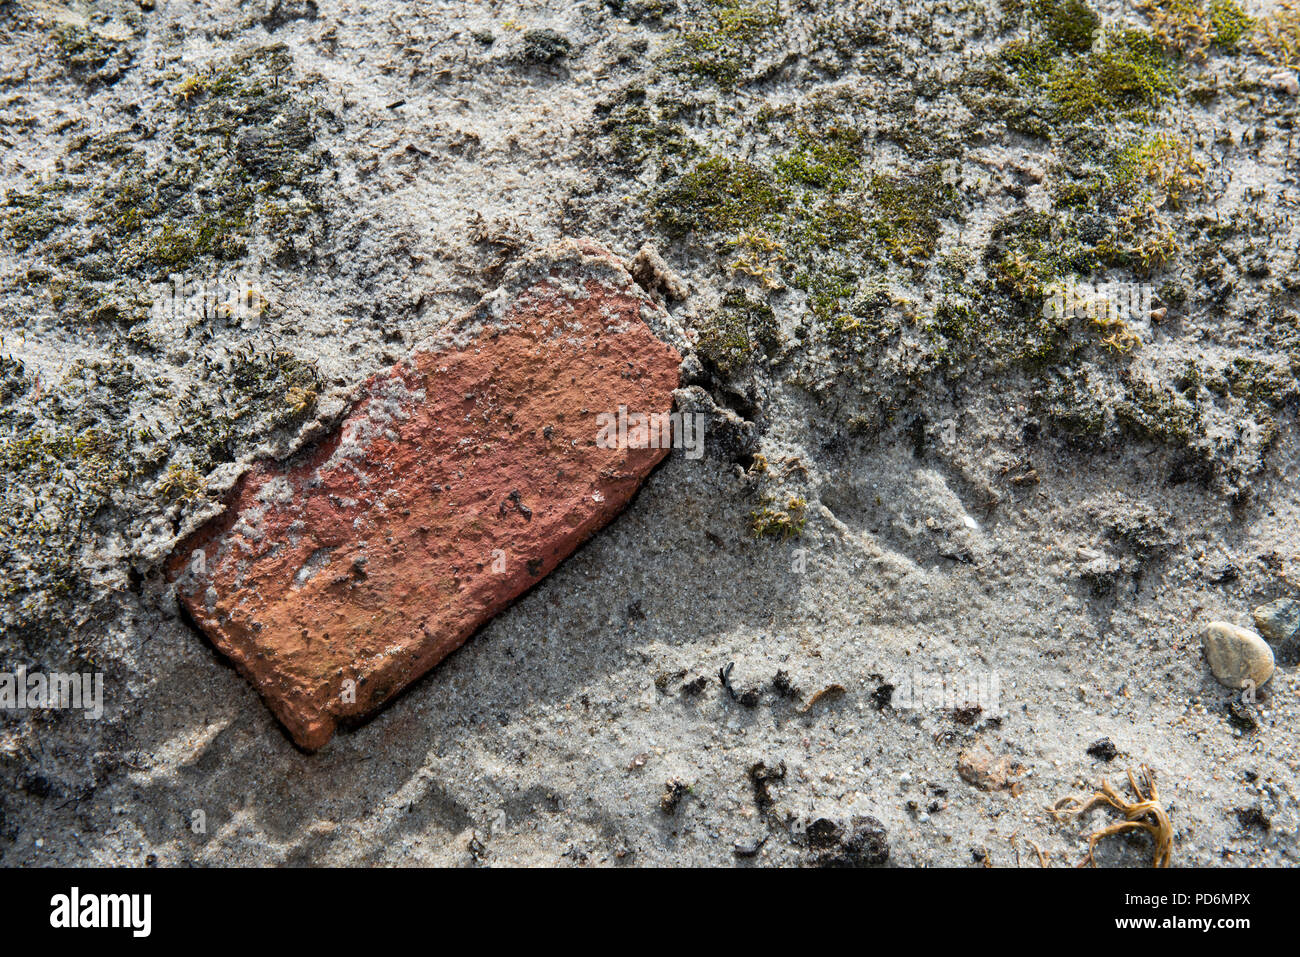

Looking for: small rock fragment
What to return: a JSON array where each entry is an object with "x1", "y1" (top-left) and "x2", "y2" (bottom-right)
[
  {"x1": 1269, "y1": 70, "x2": 1299, "y2": 96},
  {"x1": 629, "y1": 242, "x2": 688, "y2": 301},
  {"x1": 733, "y1": 835, "x2": 767, "y2": 858},
  {"x1": 957, "y1": 747, "x2": 1026, "y2": 792},
  {"x1": 1253, "y1": 598, "x2": 1300, "y2": 643},
  {"x1": 1200, "y1": 622, "x2": 1275, "y2": 691}
]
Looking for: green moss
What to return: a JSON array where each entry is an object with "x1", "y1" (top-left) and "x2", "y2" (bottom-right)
[
  {"x1": 795, "y1": 267, "x2": 872, "y2": 336},
  {"x1": 1255, "y1": 4, "x2": 1299, "y2": 69},
  {"x1": 157, "y1": 464, "x2": 203, "y2": 501},
  {"x1": 18, "y1": 44, "x2": 324, "y2": 326},
  {"x1": 0, "y1": 429, "x2": 115, "y2": 478},
  {"x1": 598, "y1": 89, "x2": 702, "y2": 172},
  {"x1": 1209, "y1": 0, "x2": 1252, "y2": 50},
  {"x1": 652, "y1": 155, "x2": 787, "y2": 237},
  {"x1": 988, "y1": 209, "x2": 1099, "y2": 296},
  {"x1": 1118, "y1": 133, "x2": 1205, "y2": 207},
  {"x1": 774, "y1": 126, "x2": 863, "y2": 192},
  {"x1": 980, "y1": 24, "x2": 1178, "y2": 132},
  {"x1": 172, "y1": 347, "x2": 320, "y2": 468},
  {"x1": 0, "y1": 421, "x2": 136, "y2": 619},
  {"x1": 994, "y1": 1, "x2": 1099, "y2": 88},
  {"x1": 696, "y1": 289, "x2": 780, "y2": 377},
  {"x1": 1115, "y1": 376, "x2": 1199, "y2": 444},
  {"x1": 1035, "y1": 369, "x2": 1111, "y2": 438},
  {"x1": 1220, "y1": 356, "x2": 1296, "y2": 407},
  {"x1": 867, "y1": 165, "x2": 960, "y2": 267},
  {"x1": 1094, "y1": 204, "x2": 1180, "y2": 275},
  {"x1": 1139, "y1": 0, "x2": 1213, "y2": 55},
  {"x1": 750, "y1": 494, "x2": 807, "y2": 539},
  {"x1": 1045, "y1": 29, "x2": 1176, "y2": 121},
  {"x1": 2, "y1": 188, "x2": 69, "y2": 249},
  {"x1": 51, "y1": 23, "x2": 126, "y2": 79},
  {"x1": 665, "y1": 0, "x2": 785, "y2": 88},
  {"x1": 1031, "y1": 0, "x2": 1100, "y2": 53},
  {"x1": 1000, "y1": 38, "x2": 1058, "y2": 84},
  {"x1": 141, "y1": 214, "x2": 249, "y2": 269},
  {"x1": 917, "y1": 207, "x2": 1149, "y2": 371}
]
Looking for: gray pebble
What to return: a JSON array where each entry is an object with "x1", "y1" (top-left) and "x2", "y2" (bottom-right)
[{"x1": 1253, "y1": 599, "x2": 1300, "y2": 643}]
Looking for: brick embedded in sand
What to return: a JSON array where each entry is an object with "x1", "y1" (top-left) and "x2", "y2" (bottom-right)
[{"x1": 168, "y1": 243, "x2": 682, "y2": 750}]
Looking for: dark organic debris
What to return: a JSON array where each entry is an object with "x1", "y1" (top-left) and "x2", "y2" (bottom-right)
[
  {"x1": 681, "y1": 675, "x2": 710, "y2": 697},
  {"x1": 748, "y1": 760, "x2": 786, "y2": 814},
  {"x1": 1087, "y1": 737, "x2": 1119, "y2": 762},
  {"x1": 654, "y1": 669, "x2": 686, "y2": 693},
  {"x1": 733, "y1": 835, "x2": 768, "y2": 858},
  {"x1": 808, "y1": 815, "x2": 890, "y2": 868},
  {"x1": 659, "y1": 778, "x2": 690, "y2": 815},
  {"x1": 806, "y1": 817, "x2": 843, "y2": 850},
  {"x1": 870, "y1": 679, "x2": 895, "y2": 710},
  {"x1": 1226, "y1": 699, "x2": 1258, "y2": 732},
  {"x1": 770, "y1": 669, "x2": 800, "y2": 699},
  {"x1": 261, "y1": 0, "x2": 318, "y2": 30},
  {"x1": 523, "y1": 29, "x2": 571, "y2": 63},
  {"x1": 718, "y1": 661, "x2": 760, "y2": 706},
  {"x1": 1234, "y1": 807, "x2": 1270, "y2": 832}
]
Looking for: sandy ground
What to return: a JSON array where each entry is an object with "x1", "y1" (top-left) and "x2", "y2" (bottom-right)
[{"x1": 1, "y1": 0, "x2": 1298, "y2": 866}]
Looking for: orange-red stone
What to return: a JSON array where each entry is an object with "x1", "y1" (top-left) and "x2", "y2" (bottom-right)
[{"x1": 168, "y1": 242, "x2": 682, "y2": 749}]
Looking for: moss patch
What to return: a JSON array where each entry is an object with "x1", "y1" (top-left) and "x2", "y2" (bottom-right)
[
  {"x1": 7, "y1": 44, "x2": 326, "y2": 327},
  {"x1": 664, "y1": 0, "x2": 785, "y2": 88},
  {"x1": 1209, "y1": 0, "x2": 1253, "y2": 51},
  {"x1": 1045, "y1": 29, "x2": 1176, "y2": 122},
  {"x1": 696, "y1": 289, "x2": 780, "y2": 377},
  {"x1": 653, "y1": 155, "x2": 788, "y2": 237}
]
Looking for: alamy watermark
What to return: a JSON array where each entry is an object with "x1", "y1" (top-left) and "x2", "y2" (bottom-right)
[
  {"x1": 596, "y1": 405, "x2": 705, "y2": 460},
  {"x1": 0, "y1": 667, "x2": 103, "y2": 720},
  {"x1": 148, "y1": 272, "x2": 266, "y2": 323},
  {"x1": 50, "y1": 887, "x2": 150, "y2": 937},
  {"x1": 890, "y1": 668, "x2": 1002, "y2": 715},
  {"x1": 1042, "y1": 279, "x2": 1153, "y2": 321}
]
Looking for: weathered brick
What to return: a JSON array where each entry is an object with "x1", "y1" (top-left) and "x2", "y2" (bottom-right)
[{"x1": 168, "y1": 241, "x2": 682, "y2": 749}]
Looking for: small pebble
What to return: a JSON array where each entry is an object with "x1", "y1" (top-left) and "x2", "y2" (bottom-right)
[
  {"x1": 1252, "y1": 599, "x2": 1300, "y2": 643},
  {"x1": 1201, "y1": 622, "x2": 1274, "y2": 690},
  {"x1": 1269, "y1": 71, "x2": 1299, "y2": 96}
]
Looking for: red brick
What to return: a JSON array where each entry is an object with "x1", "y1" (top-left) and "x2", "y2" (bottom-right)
[{"x1": 168, "y1": 241, "x2": 682, "y2": 749}]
